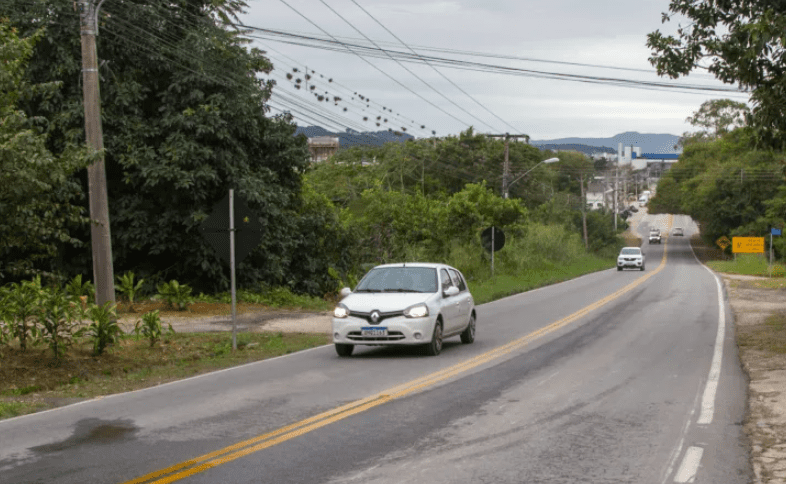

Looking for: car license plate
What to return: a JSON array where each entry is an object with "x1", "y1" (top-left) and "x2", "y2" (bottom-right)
[{"x1": 361, "y1": 327, "x2": 387, "y2": 337}]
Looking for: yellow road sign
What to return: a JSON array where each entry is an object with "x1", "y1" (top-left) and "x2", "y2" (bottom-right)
[
  {"x1": 716, "y1": 236, "x2": 730, "y2": 250},
  {"x1": 732, "y1": 237, "x2": 765, "y2": 253}
]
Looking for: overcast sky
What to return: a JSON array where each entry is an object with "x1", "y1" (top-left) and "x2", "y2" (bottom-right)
[{"x1": 240, "y1": 0, "x2": 749, "y2": 140}]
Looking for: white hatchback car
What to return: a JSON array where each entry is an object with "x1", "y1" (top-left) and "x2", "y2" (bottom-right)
[
  {"x1": 617, "y1": 247, "x2": 645, "y2": 271},
  {"x1": 332, "y1": 263, "x2": 476, "y2": 357}
]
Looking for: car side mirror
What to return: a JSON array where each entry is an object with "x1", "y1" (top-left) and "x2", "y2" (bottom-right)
[
  {"x1": 339, "y1": 287, "x2": 352, "y2": 299},
  {"x1": 443, "y1": 286, "x2": 459, "y2": 297}
]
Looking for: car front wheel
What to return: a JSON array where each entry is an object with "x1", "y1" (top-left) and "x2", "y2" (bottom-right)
[
  {"x1": 460, "y1": 314, "x2": 475, "y2": 344},
  {"x1": 335, "y1": 343, "x2": 354, "y2": 357},
  {"x1": 424, "y1": 321, "x2": 443, "y2": 356},
  {"x1": 640, "y1": 265, "x2": 645, "y2": 271}
]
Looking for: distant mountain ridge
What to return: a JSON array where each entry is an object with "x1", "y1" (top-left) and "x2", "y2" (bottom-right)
[
  {"x1": 295, "y1": 126, "x2": 414, "y2": 148},
  {"x1": 534, "y1": 143, "x2": 616, "y2": 156},
  {"x1": 531, "y1": 131, "x2": 681, "y2": 154}
]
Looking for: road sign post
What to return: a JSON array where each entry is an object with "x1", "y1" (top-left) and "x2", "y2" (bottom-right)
[
  {"x1": 771, "y1": 228, "x2": 782, "y2": 277},
  {"x1": 200, "y1": 190, "x2": 264, "y2": 351}
]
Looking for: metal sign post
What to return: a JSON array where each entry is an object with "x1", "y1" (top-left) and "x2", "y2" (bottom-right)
[
  {"x1": 229, "y1": 189, "x2": 237, "y2": 351},
  {"x1": 491, "y1": 227, "x2": 495, "y2": 277}
]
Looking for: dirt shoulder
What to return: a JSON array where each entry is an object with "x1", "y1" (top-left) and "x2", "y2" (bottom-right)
[
  {"x1": 723, "y1": 274, "x2": 786, "y2": 483},
  {"x1": 115, "y1": 300, "x2": 332, "y2": 335}
]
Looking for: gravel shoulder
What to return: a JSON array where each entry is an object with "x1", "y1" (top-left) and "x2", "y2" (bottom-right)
[{"x1": 118, "y1": 309, "x2": 332, "y2": 335}]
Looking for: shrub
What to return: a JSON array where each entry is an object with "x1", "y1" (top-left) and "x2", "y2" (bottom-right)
[
  {"x1": 135, "y1": 310, "x2": 163, "y2": 347},
  {"x1": 115, "y1": 271, "x2": 144, "y2": 311},
  {"x1": 7, "y1": 277, "x2": 44, "y2": 351},
  {"x1": 154, "y1": 280, "x2": 194, "y2": 311},
  {"x1": 64, "y1": 274, "x2": 95, "y2": 301},
  {"x1": 39, "y1": 290, "x2": 82, "y2": 362},
  {"x1": 86, "y1": 302, "x2": 121, "y2": 356}
]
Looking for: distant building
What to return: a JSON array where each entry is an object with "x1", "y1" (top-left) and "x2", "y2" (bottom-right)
[
  {"x1": 586, "y1": 182, "x2": 608, "y2": 210},
  {"x1": 307, "y1": 136, "x2": 339, "y2": 162}
]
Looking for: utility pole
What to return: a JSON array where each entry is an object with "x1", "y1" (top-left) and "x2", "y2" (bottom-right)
[
  {"x1": 613, "y1": 165, "x2": 618, "y2": 231},
  {"x1": 78, "y1": 0, "x2": 116, "y2": 307},
  {"x1": 486, "y1": 133, "x2": 530, "y2": 198},
  {"x1": 579, "y1": 174, "x2": 588, "y2": 249}
]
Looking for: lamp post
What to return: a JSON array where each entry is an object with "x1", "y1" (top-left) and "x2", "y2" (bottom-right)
[{"x1": 504, "y1": 157, "x2": 560, "y2": 198}]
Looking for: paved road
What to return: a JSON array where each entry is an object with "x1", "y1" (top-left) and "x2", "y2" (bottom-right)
[{"x1": 0, "y1": 214, "x2": 750, "y2": 483}]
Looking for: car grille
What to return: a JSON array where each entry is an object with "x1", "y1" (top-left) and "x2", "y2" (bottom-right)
[
  {"x1": 347, "y1": 331, "x2": 406, "y2": 342},
  {"x1": 348, "y1": 310, "x2": 403, "y2": 324}
]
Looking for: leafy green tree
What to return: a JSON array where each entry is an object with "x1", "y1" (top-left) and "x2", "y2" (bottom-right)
[
  {"x1": 685, "y1": 99, "x2": 750, "y2": 138},
  {"x1": 0, "y1": 19, "x2": 90, "y2": 280},
  {"x1": 646, "y1": 1, "x2": 785, "y2": 147},
  {"x1": 6, "y1": 1, "x2": 315, "y2": 292}
]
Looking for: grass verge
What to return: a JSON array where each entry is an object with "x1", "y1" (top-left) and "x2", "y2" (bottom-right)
[
  {"x1": 0, "y1": 331, "x2": 330, "y2": 420},
  {"x1": 469, "y1": 255, "x2": 614, "y2": 305}
]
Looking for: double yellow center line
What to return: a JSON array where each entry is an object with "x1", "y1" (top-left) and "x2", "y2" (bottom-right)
[{"x1": 124, "y1": 231, "x2": 670, "y2": 484}]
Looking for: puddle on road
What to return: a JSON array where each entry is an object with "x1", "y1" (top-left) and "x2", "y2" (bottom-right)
[{"x1": 32, "y1": 418, "x2": 138, "y2": 454}]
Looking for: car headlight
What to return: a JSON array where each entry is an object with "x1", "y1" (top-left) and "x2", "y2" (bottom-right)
[
  {"x1": 404, "y1": 303, "x2": 429, "y2": 318},
  {"x1": 333, "y1": 303, "x2": 349, "y2": 318}
]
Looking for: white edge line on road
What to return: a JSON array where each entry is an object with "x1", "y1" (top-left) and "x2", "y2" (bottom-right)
[
  {"x1": 0, "y1": 343, "x2": 333, "y2": 426},
  {"x1": 674, "y1": 446, "x2": 704, "y2": 483},
  {"x1": 689, "y1": 241, "x2": 727, "y2": 425},
  {"x1": 661, "y1": 385, "x2": 702, "y2": 484}
]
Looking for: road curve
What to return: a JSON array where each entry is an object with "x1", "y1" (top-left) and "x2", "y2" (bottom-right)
[{"x1": 0, "y1": 214, "x2": 750, "y2": 483}]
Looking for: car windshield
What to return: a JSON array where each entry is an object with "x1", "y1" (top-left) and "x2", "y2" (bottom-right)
[
  {"x1": 354, "y1": 267, "x2": 438, "y2": 293},
  {"x1": 620, "y1": 248, "x2": 641, "y2": 255}
]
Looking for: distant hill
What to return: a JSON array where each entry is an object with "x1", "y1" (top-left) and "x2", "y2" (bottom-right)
[
  {"x1": 533, "y1": 143, "x2": 616, "y2": 156},
  {"x1": 531, "y1": 132, "x2": 681, "y2": 154},
  {"x1": 295, "y1": 126, "x2": 414, "y2": 148}
]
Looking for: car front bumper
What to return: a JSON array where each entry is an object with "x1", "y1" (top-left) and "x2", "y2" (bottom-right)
[
  {"x1": 332, "y1": 315, "x2": 437, "y2": 345},
  {"x1": 618, "y1": 259, "x2": 643, "y2": 268}
]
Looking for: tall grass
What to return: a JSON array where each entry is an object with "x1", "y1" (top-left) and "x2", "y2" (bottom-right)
[
  {"x1": 447, "y1": 223, "x2": 615, "y2": 304},
  {"x1": 707, "y1": 253, "x2": 785, "y2": 277}
]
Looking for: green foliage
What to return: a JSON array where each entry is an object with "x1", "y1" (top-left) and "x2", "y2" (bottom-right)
[
  {"x1": 646, "y1": 2, "x2": 786, "y2": 147},
  {"x1": 135, "y1": 310, "x2": 163, "y2": 348},
  {"x1": 64, "y1": 275, "x2": 95, "y2": 302},
  {"x1": 115, "y1": 271, "x2": 144, "y2": 308},
  {"x1": 5, "y1": 277, "x2": 44, "y2": 351},
  {"x1": 685, "y1": 99, "x2": 750, "y2": 138},
  {"x1": 154, "y1": 280, "x2": 194, "y2": 311},
  {"x1": 5, "y1": 1, "x2": 319, "y2": 294},
  {"x1": 0, "y1": 19, "x2": 90, "y2": 279},
  {"x1": 38, "y1": 290, "x2": 81, "y2": 362},
  {"x1": 306, "y1": 128, "x2": 549, "y2": 205},
  {"x1": 86, "y1": 302, "x2": 121, "y2": 356}
]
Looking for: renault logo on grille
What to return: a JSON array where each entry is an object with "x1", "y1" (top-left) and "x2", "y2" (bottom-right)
[{"x1": 370, "y1": 310, "x2": 380, "y2": 324}]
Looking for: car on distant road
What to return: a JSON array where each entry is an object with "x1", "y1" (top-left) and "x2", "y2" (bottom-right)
[
  {"x1": 617, "y1": 247, "x2": 645, "y2": 271},
  {"x1": 673, "y1": 227, "x2": 684, "y2": 236},
  {"x1": 332, "y1": 263, "x2": 476, "y2": 357},
  {"x1": 649, "y1": 228, "x2": 661, "y2": 244}
]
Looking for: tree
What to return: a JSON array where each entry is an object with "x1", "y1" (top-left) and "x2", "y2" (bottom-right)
[
  {"x1": 685, "y1": 99, "x2": 750, "y2": 138},
  {"x1": 7, "y1": 1, "x2": 319, "y2": 293},
  {"x1": 0, "y1": 19, "x2": 90, "y2": 280},
  {"x1": 646, "y1": 1, "x2": 785, "y2": 147}
]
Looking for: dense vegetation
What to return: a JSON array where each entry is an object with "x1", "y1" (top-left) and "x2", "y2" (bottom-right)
[
  {"x1": 648, "y1": 128, "x2": 786, "y2": 257},
  {"x1": 1, "y1": 1, "x2": 627, "y2": 304}
]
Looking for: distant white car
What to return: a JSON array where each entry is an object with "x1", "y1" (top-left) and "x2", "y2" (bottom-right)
[
  {"x1": 673, "y1": 227, "x2": 684, "y2": 236},
  {"x1": 332, "y1": 263, "x2": 476, "y2": 357},
  {"x1": 617, "y1": 247, "x2": 645, "y2": 271}
]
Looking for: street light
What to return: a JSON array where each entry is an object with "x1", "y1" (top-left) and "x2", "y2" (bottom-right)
[{"x1": 504, "y1": 157, "x2": 560, "y2": 198}]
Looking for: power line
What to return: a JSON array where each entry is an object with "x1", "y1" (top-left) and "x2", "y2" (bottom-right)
[
  {"x1": 245, "y1": 26, "x2": 749, "y2": 96},
  {"x1": 276, "y1": 0, "x2": 473, "y2": 132},
  {"x1": 318, "y1": 0, "x2": 501, "y2": 133},
  {"x1": 349, "y1": 0, "x2": 522, "y2": 133}
]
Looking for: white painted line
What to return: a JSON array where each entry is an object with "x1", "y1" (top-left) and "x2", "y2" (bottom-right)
[
  {"x1": 697, "y1": 272, "x2": 726, "y2": 425},
  {"x1": 674, "y1": 446, "x2": 703, "y2": 483},
  {"x1": 661, "y1": 385, "x2": 702, "y2": 484},
  {"x1": 688, "y1": 239, "x2": 727, "y2": 425}
]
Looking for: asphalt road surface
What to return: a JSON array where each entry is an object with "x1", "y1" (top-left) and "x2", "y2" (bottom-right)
[{"x1": 0, "y1": 214, "x2": 751, "y2": 483}]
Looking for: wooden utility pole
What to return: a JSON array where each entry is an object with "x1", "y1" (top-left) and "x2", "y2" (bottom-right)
[
  {"x1": 579, "y1": 175, "x2": 588, "y2": 249},
  {"x1": 78, "y1": 0, "x2": 116, "y2": 307},
  {"x1": 486, "y1": 133, "x2": 529, "y2": 198}
]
